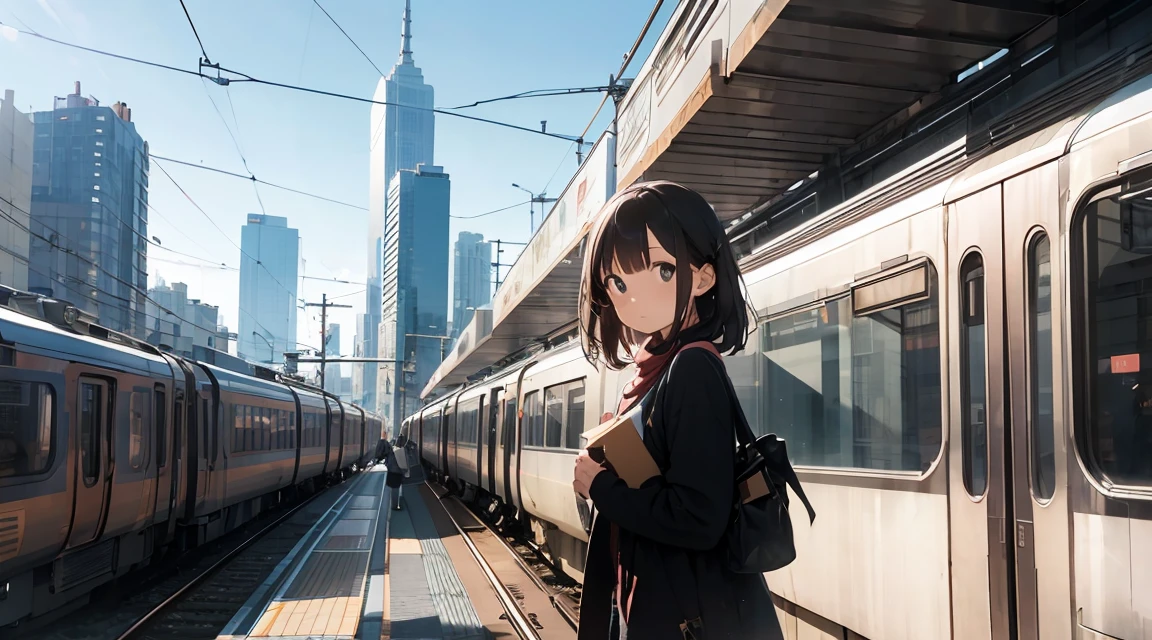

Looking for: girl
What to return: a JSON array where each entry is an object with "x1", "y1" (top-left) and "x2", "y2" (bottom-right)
[{"x1": 572, "y1": 181, "x2": 782, "y2": 639}]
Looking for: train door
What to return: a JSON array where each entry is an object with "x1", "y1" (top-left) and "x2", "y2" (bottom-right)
[
  {"x1": 444, "y1": 403, "x2": 456, "y2": 481},
  {"x1": 488, "y1": 389, "x2": 502, "y2": 496},
  {"x1": 504, "y1": 380, "x2": 521, "y2": 509},
  {"x1": 947, "y1": 165, "x2": 1071, "y2": 640},
  {"x1": 66, "y1": 375, "x2": 112, "y2": 549}
]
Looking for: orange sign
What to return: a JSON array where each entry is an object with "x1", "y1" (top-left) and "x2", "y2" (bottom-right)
[{"x1": 1112, "y1": 354, "x2": 1141, "y2": 374}]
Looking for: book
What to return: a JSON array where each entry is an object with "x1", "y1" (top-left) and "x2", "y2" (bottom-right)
[{"x1": 580, "y1": 400, "x2": 660, "y2": 489}]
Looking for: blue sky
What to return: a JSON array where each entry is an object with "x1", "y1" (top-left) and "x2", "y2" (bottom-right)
[{"x1": 0, "y1": 0, "x2": 672, "y2": 369}]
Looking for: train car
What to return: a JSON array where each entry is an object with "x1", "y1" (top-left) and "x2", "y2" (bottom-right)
[
  {"x1": 0, "y1": 286, "x2": 376, "y2": 628},
  {"x1": 0, "y1": 295, "x2": 178, "y2": 625},
  {"x1": 287, "y1": 385, "x2": 328, "y2": 490},
  {"x1": 406, "y1": 69, "x2": 1152, "y2": 640}
]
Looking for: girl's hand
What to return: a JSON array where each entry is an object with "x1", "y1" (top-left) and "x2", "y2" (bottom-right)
[{"x1": 573, "y1": 451, "x2": 606, "y2": 498}]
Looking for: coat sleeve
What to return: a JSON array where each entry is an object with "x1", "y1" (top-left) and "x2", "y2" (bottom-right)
[{"x1": 587, "y1": 350, "x2": 734, "y2": 551}]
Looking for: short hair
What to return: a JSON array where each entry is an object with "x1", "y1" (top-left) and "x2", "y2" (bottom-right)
[{"x1": 578, "y1": 181, "x2": 751, "y2": 369}]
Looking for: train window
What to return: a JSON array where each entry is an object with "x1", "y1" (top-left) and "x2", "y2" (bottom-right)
[
  {"x1": 961, "y1": 254, "x2": 989, "y2": 497},
  {"x1": 1081, "y1": 188, "x2": 1152, "y2": 486},
  {"x1": 232, "y1": 405, "x2": 242, "y2": 453},
  {"x1": 523, "y1": 391, "x2": 543, "y2": 447},
  {"x1": 565, "y1": 381, "x2": 586, "y2": 450},
  {"x1": 544, "y1": 386, "x2": 564, "y2": 448},
  {"x1": 129, "y1": 391, "x2": 147, "y2": 470},
  {"x1": 0, "y1": 381, "x2": 55, "y2": 478},
  {"x1": 752, "y1": 263, "x2": 941, "y2": 472},
  {"x1": 79, "y1": 382, "x2": 102, "y2": 485},
  {"x1": 154, "y1": 387, "x2": 167, "y2": 469},
  {"x1": 504, "y1": 396, "x2": 517, "y2": 449},
  {"x1": 1029, "y1": 234, "x2": 1056, "y2": 500}
]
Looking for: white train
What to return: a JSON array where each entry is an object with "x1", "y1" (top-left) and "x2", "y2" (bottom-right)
[{"x1": 404, "y1": 71, "x2": 1152, "y2": 640}]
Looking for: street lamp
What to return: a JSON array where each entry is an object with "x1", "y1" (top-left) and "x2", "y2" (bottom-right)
[{"x1": 512, "y1": 183, "x2": 537, "y2": 234}]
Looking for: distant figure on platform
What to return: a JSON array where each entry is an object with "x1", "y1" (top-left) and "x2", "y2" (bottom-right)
[{"x1": 381, "y1": 438, "x2": 404, "y2": 511}]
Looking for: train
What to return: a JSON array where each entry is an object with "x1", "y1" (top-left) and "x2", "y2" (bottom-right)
[
  {"x1": 402, "y1": 71, "x2": 1152, "y2": 639},
  {"x1": 0, "y1": 286, "x2": 383, "y2": 628}
]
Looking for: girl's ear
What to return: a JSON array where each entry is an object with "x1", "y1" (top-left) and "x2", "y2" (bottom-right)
[{"x1": 692, "y1": 263, "x2": 716, "y2": 296}]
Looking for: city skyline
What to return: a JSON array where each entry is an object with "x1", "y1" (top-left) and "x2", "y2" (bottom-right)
[{"x1": 0, "y1": 0, "x2": 675, "y2": 384}]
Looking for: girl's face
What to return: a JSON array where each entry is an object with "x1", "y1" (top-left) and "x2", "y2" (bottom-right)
[{"x1": 602, "y1": 228, "x2": 714, "y2": 338}]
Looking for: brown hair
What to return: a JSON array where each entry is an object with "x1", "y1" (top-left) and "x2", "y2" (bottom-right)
[{"x1": 578, "y1": 181, "x2": 750, "y2": 370}]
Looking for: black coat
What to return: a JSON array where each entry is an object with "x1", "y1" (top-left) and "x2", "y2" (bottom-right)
[{"x1": 579, "y1": 348, "x2": 783, "y2": 640}]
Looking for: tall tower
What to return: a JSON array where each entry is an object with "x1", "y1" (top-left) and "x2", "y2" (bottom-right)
[
  {"x1": 237, "y1": 214, "x2": 299, "y2": 365},
  {"x1": 29, "y1": 82, "x2": 150, "y2": 337},
  {"x1": 362, "y1": 0, "x2": 435, "y2": 415}
]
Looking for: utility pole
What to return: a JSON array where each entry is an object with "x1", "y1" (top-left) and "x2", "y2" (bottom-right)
[
  {"x1": 491, "y1": 239, "x2": 526, "y2": 293},
  {"x1": 512, "y1": 184, "x2": 558, "y2": 235},
  {"x1": 305, "y1": 293, "x2": 352, "y2": 392}
]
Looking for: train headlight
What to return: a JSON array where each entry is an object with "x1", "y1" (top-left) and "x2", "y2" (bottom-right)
[{"x1": 63, "y1": 305, "x2": 78, "y2": 325}]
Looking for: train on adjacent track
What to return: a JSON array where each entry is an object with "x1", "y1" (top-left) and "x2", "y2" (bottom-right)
[
  {"x1": 404, "y1": 69, "x2": 1152, "y2": 639},
  {"x1": 0, "y1": 287, "x2": 382, "y2": 628}
]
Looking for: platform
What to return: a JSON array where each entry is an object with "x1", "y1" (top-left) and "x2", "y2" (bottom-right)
[{"x1": 218, "y1": 465, "x2": 518, "y2": 640}]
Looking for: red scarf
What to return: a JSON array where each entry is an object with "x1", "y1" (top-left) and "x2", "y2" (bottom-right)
[{"x1": 606, "y1": 339, "x2": 721, "y2": 623}]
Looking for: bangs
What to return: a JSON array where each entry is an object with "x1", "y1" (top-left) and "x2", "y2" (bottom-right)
[{"x1": 596, "y1": 191, "x2": 677, "y2": 280}]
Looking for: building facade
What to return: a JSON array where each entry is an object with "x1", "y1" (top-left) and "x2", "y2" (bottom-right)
[
  {"x1": 145, "y1": 278, "x2": 228, "y2": 357},
  {"x1": 29, "y1": 82, "x2": 149, "y2": 337},
  {"x1": 237, "y1": 214, "x2": 299, "y2": 364},
  {"x1": 324, "y1": 322, "x2": 342, "y2": 395},
  {"x1": 452, "y1": 231, "x2": 492, "y2": 341},
  {"x1": 379, "y1": 164, "x2": 450, "y2": 427},
  {"x1": 361, "y1": 0, "x2": 435, "y2": 414},
  {"x1": 0, "y1": 89, "x2": 32, "y2": 292}
]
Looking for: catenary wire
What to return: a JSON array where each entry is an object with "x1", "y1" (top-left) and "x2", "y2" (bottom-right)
[
  {"x1": 178, "y1": 0, "x2": 211, "y2": 62},
  {"x1": 311, "y1": 0, "x2": 385, "y2": 76}
]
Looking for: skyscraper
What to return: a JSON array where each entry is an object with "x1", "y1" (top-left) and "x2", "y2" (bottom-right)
[
  {"x1": 361, "y1": 0, "x2": 435, "y2": 414},
  {"x1": 452, "y1": 231, "x2": 492, "y2": 340},
  {"x1": 325, "y1": 322, "x2": 342, "y2": 395},
  {"x1": 145, "y1": 278, "x2": 228, "y2": 357},
  {"x1": 29, "y1": 82, "x2": 149, "y2": 337},
  {"x1": 0, "y1": 89, "x2": 32, "y2": 292},
  {"x1": 237, "y1": 214, "x2": 299, "y2": 364},
  {"x1": 380, "y1": 164, "x2": 449, "y2": 427}
]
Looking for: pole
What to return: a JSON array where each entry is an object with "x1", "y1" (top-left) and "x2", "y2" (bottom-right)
[
  {"x1": 320, "y1": 293, "x2": 327, "y2": 391},
  {"x1": 304, "y1": 293, "x2": 352, "y2": 394}
]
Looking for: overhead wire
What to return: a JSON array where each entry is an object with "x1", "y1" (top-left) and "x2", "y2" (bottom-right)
[
  {"x1": 0, "y1": 23, "x2": 580, "y2": 144},
  {"x1": 148, "y1": 154, "x2": 367, "y2": 210},
  {"x1": 450, "y1": 200, "x2": 532, "y2": 220},
  {"x1": 178, "y1": 0, "x2": 211, "y2": 63},
  {"x1": 0, "y1": 195, "x2": 226, "y2": 337},
  {"x1": 152, "y1": 159, "x2": 296, "y2": 305},
  {"x1": 311, "y1": 0, "x2": 385, "y2": 76}
]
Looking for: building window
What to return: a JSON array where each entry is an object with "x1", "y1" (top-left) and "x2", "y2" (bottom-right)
[
  {"x1": 93, "y1": 185, "x2": 100, "y2": 191},
  {"x1": 91, "y1": 197, "x2": 99, "y2": 203},
  {"x1": 95, "y1": 128, "x2": 103, "y2": 133},
  {"x1": 96, "y1": 115, "x2": 106, "y2": 121},
  {"x1": 95, "y1": 141, "x2": 103, "y2": 147},
  {"x1": 94, "y1": 172, "x2": 100, "y2": 178},
  {"x1": 93, "y1": 152, "x2": 101, "y2": 157}
]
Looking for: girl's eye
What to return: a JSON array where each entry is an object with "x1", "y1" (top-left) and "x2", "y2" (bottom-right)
[
  {"x1": 657, "y1": 263, "x2": 675, "y2": 282},
  {"x1": 607, "y1": 276, "x2": 627, "y2": 293}
]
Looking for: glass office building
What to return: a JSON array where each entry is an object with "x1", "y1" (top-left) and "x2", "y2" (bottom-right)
[
  {"x1": 380, "y1": 164, "x2": 449, "y2": 426},
  {"x1": 237, "y1": 214, "x2": 299, "y2": 364},
  {"x1": 29, "y1": 82, "x2": 149, "y2": 337}
]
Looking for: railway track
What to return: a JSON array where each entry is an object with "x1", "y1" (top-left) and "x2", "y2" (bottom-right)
[
  {"x1": 430, "y1": 481, "x2": 580, "y2": 639},
  {"x1": 111, "y1": 484, "x2": 342, "y2": 640}
]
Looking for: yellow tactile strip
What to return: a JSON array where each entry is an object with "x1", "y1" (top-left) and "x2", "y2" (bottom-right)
[
  {"x1": 248, "y1": 595, "x2": 363, "y2": 637},
  {"x1": 388, "y1": 538, "x2": 422, "y2": 555}
]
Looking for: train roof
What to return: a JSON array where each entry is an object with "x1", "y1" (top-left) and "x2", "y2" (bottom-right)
[{"x1": 0, "y1": 302, "x2": 170, "y2": 378}]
